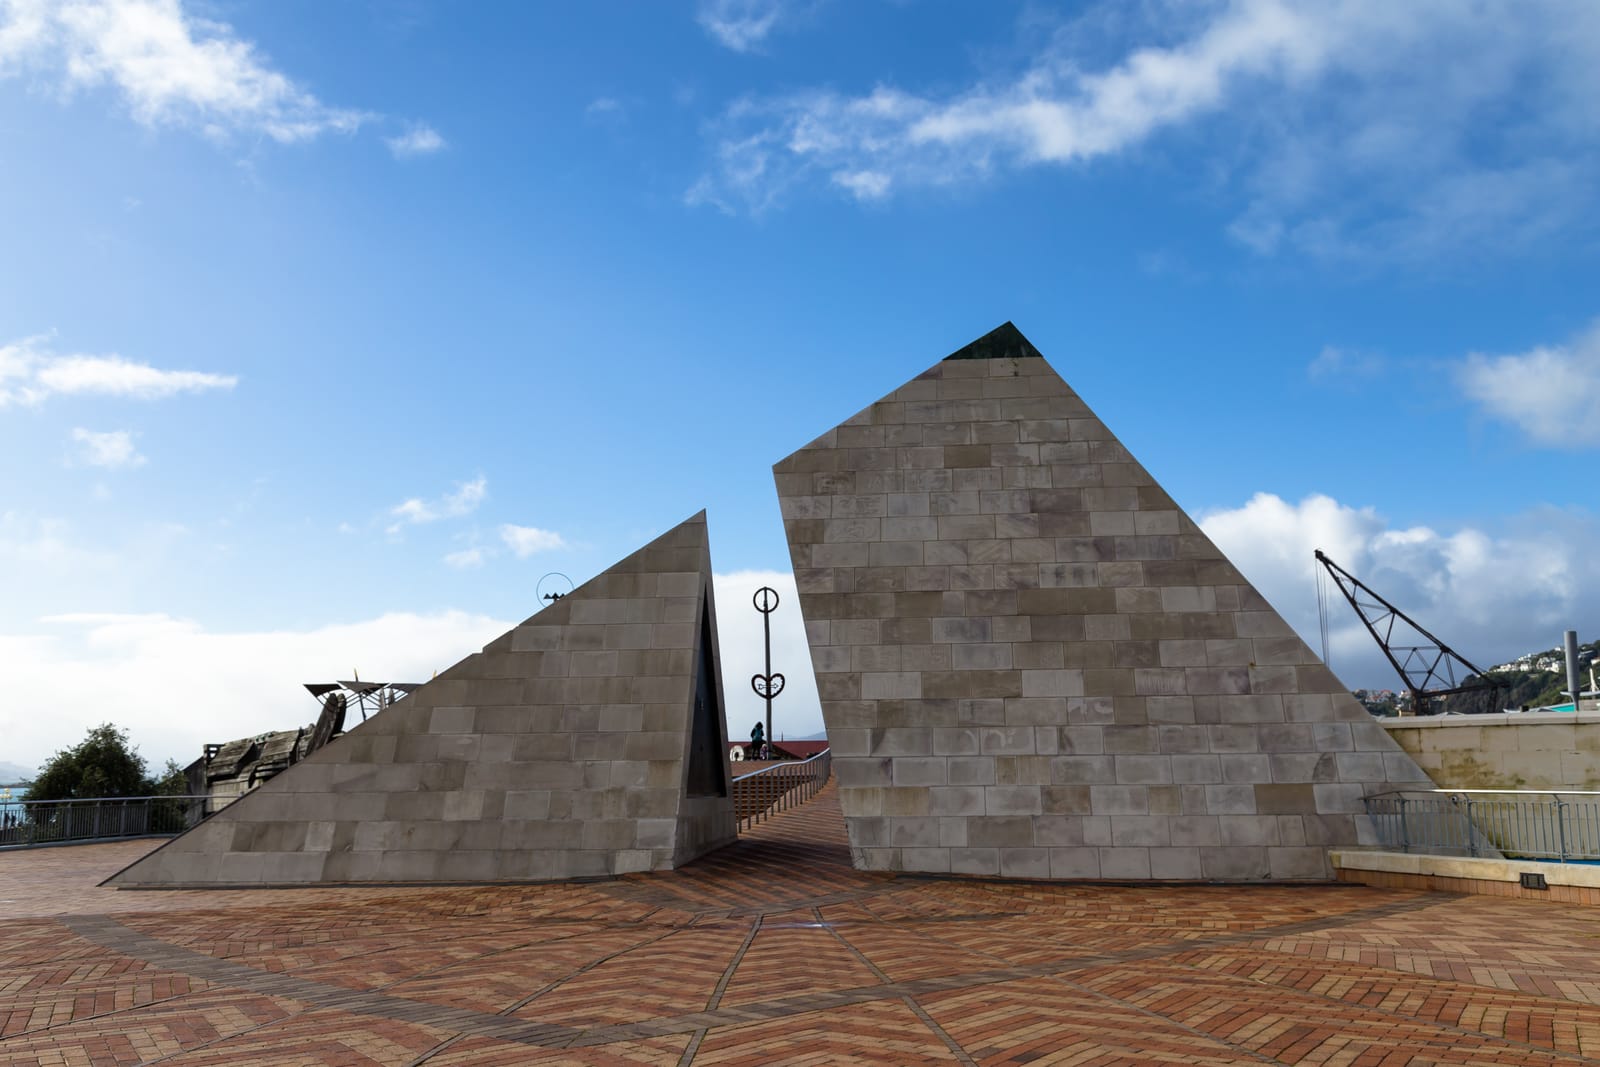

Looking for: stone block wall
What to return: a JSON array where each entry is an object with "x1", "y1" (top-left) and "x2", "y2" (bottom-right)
[
  {"x1": 108, "y1": 512, "x2": 735, "y2": 887},
  {"x1": 773, "y1": 323, "x2": 1438, "y2": 882}
]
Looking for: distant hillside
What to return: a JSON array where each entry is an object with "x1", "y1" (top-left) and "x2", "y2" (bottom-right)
[
  {"x1": 0, "y1": 760, "x2": 36, "y2": 785},
  {"x1": 1437, "y1": 638, "x2": 1597, "y2": 714},
  {"x1": 1487, "y1": 638, "x2": 1599, "y2": 676}
]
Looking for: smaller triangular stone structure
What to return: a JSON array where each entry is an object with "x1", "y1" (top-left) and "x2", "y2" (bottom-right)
[
  {"x1": 109, "y1": 512, "x2": 735, "y2": 887},
  {"x1": 774, "y1": 323, "x2": 1437, "y2": 882}
]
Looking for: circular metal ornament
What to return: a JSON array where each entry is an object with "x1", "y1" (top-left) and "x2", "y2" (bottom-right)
[
  {"x1": 536, "y1": 572, "x2": 575, "y2": 605},
  {"x1": 752, "y1": 586, "x2": 780, "y2": 614}
]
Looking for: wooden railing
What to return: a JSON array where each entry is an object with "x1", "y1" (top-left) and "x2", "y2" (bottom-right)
[{"x1": 731, "y1": 749, "x2": 831, "y2": 831}]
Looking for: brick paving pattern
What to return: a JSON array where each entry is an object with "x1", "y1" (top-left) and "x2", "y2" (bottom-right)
[{"x1": 5, "y1": 785, "x2": 1600, "y2": 1065}]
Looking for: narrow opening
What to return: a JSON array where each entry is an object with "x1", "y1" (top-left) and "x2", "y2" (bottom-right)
[{"x1": 685, "y1": 590, "x2": 729, "y2": 798}]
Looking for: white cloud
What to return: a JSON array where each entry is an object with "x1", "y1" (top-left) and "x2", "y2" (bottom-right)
[
  {"x1": 386, "y1": 123, "x2": 445, "y2": 158},
  {"x1": 70, "y1": 427, "x2": 144, "y2": 468},
  {"x1": 711, "y1": 569, "x2": 823, "y2": 741},
  {"x1": 1199, "y1": 492, "x2": 1600, "y2": 691},
  {"x1": 0, "y1": 609, "x2": 514, "y2": 768},
  {"x1": 499, "y1": 524, "x2": 567, "y2": 558},
  {"x1": 1456, "y1": 320, "x2": 1600, "y2": 448},
  {"x1": 0, "y1": 334, "x2": 236, "y2": 407},
  {"x1": 0, "y1": 0, "x2": 445, "y2": 153},
  {"x1": 0, "y1": 511, "x2": 116, "y2": 571},
  {"x1": 386, "y1": 476, "x2": 487, "y2": 532},
  {"x1": 690, "y1": 0, "x2": 1600, "y2": 256},
  {"x1": 697, "y1": 0, "x2": 786, "y2": 53},
  {"x1": 443, "y1": 546, "x2": 484, "y2": 569},
  {"x1": 0, "y1": 0, "x2": 369, "y2": 142},
  {"x1": 832, "y1": 169, "x2": 891, "y2": 200},
  {"x1": 1307, "y1": 345, "x2": 1385, "y2": 383}
]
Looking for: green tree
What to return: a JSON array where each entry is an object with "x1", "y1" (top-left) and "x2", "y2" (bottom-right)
[
  {"x1": 150, "y1": 759, "x2": 189, "y2": 796},
  {"x1": 27, "y1": 724, "x2": 155, "y2": 801}
]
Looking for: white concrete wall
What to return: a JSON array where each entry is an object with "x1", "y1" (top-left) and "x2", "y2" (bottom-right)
[{"x1": 1382, "y1": 711, "x2": 1600, "y2": 790}]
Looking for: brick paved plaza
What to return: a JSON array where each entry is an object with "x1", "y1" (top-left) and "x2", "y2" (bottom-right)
[{"x1": 4, "y1": 785, "x2": 1600, "y2": 1065}]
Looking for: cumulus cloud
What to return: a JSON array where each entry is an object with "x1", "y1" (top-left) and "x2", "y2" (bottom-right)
[
  {"x1": 1455, "y1": 319, "x2": 1600, "y2": 448},
  {"x1": 0, "y1": 0, "x2": 441, "y2": 151},
  {"x1": 711, "y1": 569, "x2": 823, "y2": 741},
  {"x1": 387, "y1": 476, "x2": 486, "y2": 532},
  {"x1": 70, "y1": 427, "x2": 144, "y2": 469},
  {"x1": 385, "y1": 123, "x2": 445, "y2": 158},
  {"x1": 499, "y1": 524, "x2": 567, "y2": 558},
  {"x1": 696, "y1": 0, "x2": 786, "y2": 53},
  {"x1": 1199, "y1": 492, "x2": 1600, "y2": 690},
  {"x1": 0, "y1": 0, "x2": 368, "y2": 141},
  {"x1": 1, "y1": 609, "x2": 514, "y2": 768},
  {"x1": 0, "y1": 334, "x2": 236, "y2": 406},
  {"x1": 689, "y1": 0, "x2": 1600, "y2": 257},
  {"x1": 442, "y1": 547, "x2": 484, "y2": 569}
]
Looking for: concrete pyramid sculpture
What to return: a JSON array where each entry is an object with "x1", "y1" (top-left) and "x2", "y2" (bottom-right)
[
  {"x1": 774, "y1": 324, "x2": 1435, "y2": 882},
  {"x1": 110, "y1": 512, "x2": 735, "y2": 887}
]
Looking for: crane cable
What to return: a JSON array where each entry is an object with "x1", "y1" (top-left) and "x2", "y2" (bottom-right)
[{"x1": 1315, "y1": 557, "x2": 1332, "y2": 670}]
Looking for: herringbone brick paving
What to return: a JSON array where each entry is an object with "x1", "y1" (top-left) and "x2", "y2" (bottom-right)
[{"x1": 5, "y1": 784, "x2": 1600, "y2": 1065}]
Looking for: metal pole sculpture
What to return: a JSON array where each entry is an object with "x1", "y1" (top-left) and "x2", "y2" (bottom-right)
[{"x1": 751, "y1": 586, "x2": 784, "y2": 757}]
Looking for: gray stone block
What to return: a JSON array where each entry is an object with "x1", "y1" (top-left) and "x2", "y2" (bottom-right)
[
  {"x1": 1268, "y1": 846, "x2": 1331, "y2": 880},
  {"x1": 949, "y1": 847, "x2": 1001, "y2": 876},
  {"x1": 1098, "y1": 847, "x2": 1152, "y2": 879},
  {"x1": 1000, "y1": 847, "x2": 1051, "y2": 879},
  {"x1": 1149, "y1": 847, "x2": 1202, "y2": 880}
]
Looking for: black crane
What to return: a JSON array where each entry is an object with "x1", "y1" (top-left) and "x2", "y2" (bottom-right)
[{"x1": 1313, "y1": 549, "x2": 1505, "y2": 715}]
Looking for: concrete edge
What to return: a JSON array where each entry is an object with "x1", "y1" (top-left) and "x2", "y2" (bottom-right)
[
  {"x1": 1331, "y1": 849, "x2": 1600, "y2": 888},
  {"x1": 1379, "y1": 710, "x2": 1600, "y2": 730}
]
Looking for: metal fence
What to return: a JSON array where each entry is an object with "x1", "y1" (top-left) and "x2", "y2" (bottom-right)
[
  {"x1": 732, "y1": 749, "x2": 831, "y2": 831},
  {"x1": 0, "y1": 795, "x2": 217, "y2": 850},
  {"x1": 1364, "y1": 789, "x2": 1600, "y2": 862}
]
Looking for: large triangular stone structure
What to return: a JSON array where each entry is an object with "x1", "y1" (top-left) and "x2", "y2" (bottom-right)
[
  {"x1": 109, "y1": 512, "x2": 735, "y2": 887},
  {"x1": 774, "y1": 324, "x2": 1436, "y2": 882}
]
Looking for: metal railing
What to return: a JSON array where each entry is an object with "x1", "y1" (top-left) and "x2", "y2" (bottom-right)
[
  {"x1": 0, "y1": 795, "x2": 218, "y2": 850},
  {"x1": 1364, "y1": 789, "x2": 1600, "y2": 862},
  {"x1": 732, "y1": 749, "x2": 831, "y2": 831}
]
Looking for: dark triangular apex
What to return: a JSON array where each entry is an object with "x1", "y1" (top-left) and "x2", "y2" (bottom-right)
[
  {"x1": 943, "y1": 321, "x2": 1042, "y2": 362},
  {"x1": 774, "y1": 333, "x2": 1437, "y2": 883},
  {"x1": 107, "y1": 511, "x2": 735, "y2": 887}
]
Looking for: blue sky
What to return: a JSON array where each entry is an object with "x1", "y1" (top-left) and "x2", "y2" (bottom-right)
[{"x1": 3, "y1": 0, "x2": 1599, "y2": 771}]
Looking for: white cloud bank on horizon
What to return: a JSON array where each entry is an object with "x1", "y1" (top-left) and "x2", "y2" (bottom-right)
[
  {"x1": 711, "y1": 569, "x2": 822, "y2": 742},
  {"x1": 690, "y1": 0, "x2": 1600, "y2": 258},
  {"x1": 0, "y1": 334, "x2": 236, "y2": 407},
  {"x1": 1456, "y1": 319, "x2": 1600, "y2": 448},
  {"x1": 1199, "y1": 492, "x2": 1600, "y2": 690},
  {"x1": 0, "y1": 569, "x2": 825, "y2": 771},
  {"x1": 0, "y1": 0, "x2": 439, "y2": 150},
  {"x1": 6, "y1": 499, "x2": 1594, "y2": 771},
  {"x1": 0, "y1": 610, "x2": 514, "y2": 772}
]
